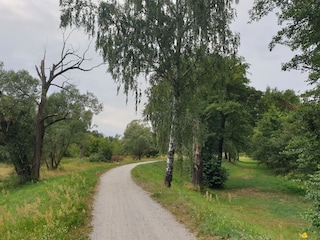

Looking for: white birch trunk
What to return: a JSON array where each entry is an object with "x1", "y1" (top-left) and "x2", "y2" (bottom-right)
[
  {"x1": 164, "y1": 133, "x2": 175, "y2": 187},
  {"x1": 164, "y1": 97, "x2": 176, "y2": 188}
]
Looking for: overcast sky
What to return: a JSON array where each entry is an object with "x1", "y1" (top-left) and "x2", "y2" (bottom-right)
[{"x1": 0, "y1": 0, "x2": 310, "y2": 137}]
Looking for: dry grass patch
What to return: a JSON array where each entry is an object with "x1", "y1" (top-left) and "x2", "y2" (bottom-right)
[{"x1": 0, "y1": 163, "x2": 14, "y2": 178}]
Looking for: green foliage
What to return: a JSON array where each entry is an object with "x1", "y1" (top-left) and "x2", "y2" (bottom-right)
[
  {"x1": 60, "y1": 0, "x2": 240, "y2": 187},
  {"x1": 304, "y1": 171, "x2": 320, "y2": 235},
  {"x1": 144, "y1": 80, "x2": 173, "y2": 154},
  {"x1": 248, "y1": 87, "x2": 320, "y2": 232},
  {"x1": 44, "y1": 122, "x2": 76, "y2": 169},
  {"x1": 60, "y1": 0, "x2": 239, "y2": 99},
  {"x1": 122, "y1": 120, "x2": 154, "y2": 160},
  {"x1": 249, "y1": 88, "x2": 300, "y2": 175},
  {"x1": 201, "y1": 55, "x2": 254, "y2": 162},
  {"x1": 0, "y1": 63, "x2": 103, "y2": 180},
  {"x1": 279, "y1": 98, "x2": 320, "y2": 178},
  {"x1": 87, "y1": 135, "x2": 113, "y2": 162},
  {"x1": 202, "y1": 156, "x2": 228, "y2": 188},
  {"x1": 0, "y1": 160, "x2": 118, "y2": 240},
  {"x1": 106, "y1": 135, "x2": 123, "y2": 156},
  {"x1": 64, "y1": 143, "x2": 80, "y2": 157},
  {"x1": 89, "y1": 151, "x2": 111, "y2": 162},
  {"x1": 0, "y1": 65, "x2": 38, "y2": 182},
  {"x1": 250, "y1": 0, "x2": 320, "y2": 83}
]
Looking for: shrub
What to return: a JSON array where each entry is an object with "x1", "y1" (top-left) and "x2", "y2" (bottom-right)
[
  {"x1": 89, "y1": 147, "x2": 112, "y2": 162},
  {"x1": 202, "y1": 157, "x2": 228, "y2": 189},
  {"x1": 305, "y1": 171, "x2": 320, "y2": 235}
]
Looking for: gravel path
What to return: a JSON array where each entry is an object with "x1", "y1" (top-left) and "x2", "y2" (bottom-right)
[{"x1": 90, "y1": 162, "x2": 197, "y2": 240}]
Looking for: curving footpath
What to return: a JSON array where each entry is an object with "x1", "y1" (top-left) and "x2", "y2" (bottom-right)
[{"x1": 90, "y1": 162, "x2": 197, "y2": 240}]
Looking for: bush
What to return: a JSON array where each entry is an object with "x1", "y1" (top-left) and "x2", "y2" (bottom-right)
[
  {"x1": 146, "y1": 147, "x2": 159, "y2": 158},
  {"x1": 100, "y1": 146, "x2": 112, "y2": 161},
  {"x1": 305, "y1": 171, "x2": 320, "y2": 235},
  {"x1": 202, "y1": 157, "x2": 228, "y2": 189},
  {"x1": 89, "y1": 147, "x2": 112, "y2": 162},
  {"x1": 64, "y1": 144, "x2": 80, "y2": 158}
]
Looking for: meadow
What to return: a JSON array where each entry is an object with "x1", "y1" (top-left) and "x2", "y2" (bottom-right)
[
  {"x1": 0, "y1": 159, "x2": 121, "y2": 240},
  {"x1": 132, "y1": 158, "x2": 315, "y2": 239}
]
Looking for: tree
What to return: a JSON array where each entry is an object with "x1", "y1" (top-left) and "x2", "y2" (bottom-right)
[
  {"x1": 122, "y1": 120, "x2": 153, "y2": 160},
  {"x1": 32, "y1": 33, "x2": 102, "y2": 181},
  {"x1": 304, "y1": 170, "x2": 320, "y2": 235},
  {"x1": 283, "y1": 90, "x2": 320, "y2": 177},
  {"x1": 144, "y1": 54, "x2": 254, "y2": 187},
  {"x1": 107, "y1": 134, "x2": 123, "y2": 157},
  {"x1": 199, "y1": 55, "x2": 253, "y2": 187},
  {"x1": 60, "y1": 0, "x2": 240, "y2": 187},
  {"x1": 250, "y1": 0, "x2": 320, "y2": 83},
  {"x1": 248, "y1": 88, "x2": 301, "y2": 175},
  {"x1": 43, "y1": 86, "x2": 100, "y2": 169},
  {"x1": 0, "y1": 32, "x2": 103, "y2": 182},
  {"x1": 281, "y1": 91, "x2": 320, "y2": 234},
  {"x1": 87, "y1": 134, "x2": 114, "y2": 162},
  {"x1": 0, "y1": 64, "x2": 38, "y2": 181}
]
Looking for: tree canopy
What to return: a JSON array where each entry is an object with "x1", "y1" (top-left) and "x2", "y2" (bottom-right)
[
  {"x1": 60, "y1": 0, "x2": 240, "y2": 187},
  {"x1": 122, "y1": 120, "x2": 154, "y2": 160},
  {"x1": 0, "y1": 61, "x2": 102, "y2": 182},
  {"x1": 250, "y1": 0, "x2": 320, "y2": 83}
]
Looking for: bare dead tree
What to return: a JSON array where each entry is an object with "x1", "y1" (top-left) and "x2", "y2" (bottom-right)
[{"x1": 31, "y1": 31, "x2": 103, "y2": 181}]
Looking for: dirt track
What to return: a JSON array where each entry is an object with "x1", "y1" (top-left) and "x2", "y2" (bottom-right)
[{"x1": 90, "y1": 162, "x2": 197, "y2": 240}]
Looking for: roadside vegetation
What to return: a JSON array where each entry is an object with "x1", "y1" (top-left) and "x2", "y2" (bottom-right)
[
  {"x1": 0, "y1": 159, "x2": 123, "y2": 240},
  {"x1": 132, "y1": 159, "x2": 316, "y2": 240},
  {"x1": 1, "y1": 157, "x2": 316, "y2": 240}
]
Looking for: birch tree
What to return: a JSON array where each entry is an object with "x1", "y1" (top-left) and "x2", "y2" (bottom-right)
[{"x1": 60, "y1": 0, "x2": 239, "y2": 187}]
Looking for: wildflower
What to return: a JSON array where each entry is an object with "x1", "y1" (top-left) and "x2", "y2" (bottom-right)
[{"x1": 300, "y1": 232, "x2": 308, "y2": 239}]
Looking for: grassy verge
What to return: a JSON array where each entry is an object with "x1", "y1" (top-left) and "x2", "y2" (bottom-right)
[
  {"x1": 0, "y1": 159, "x2": 122, "y2": 240},
  {"x1": 132, "y1": 158, "x2": 315, "y2": 239}
]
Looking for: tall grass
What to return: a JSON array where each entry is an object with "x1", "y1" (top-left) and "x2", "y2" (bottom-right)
[
  {"x1": 0, "y1": 159, "x2": 120, "y2": 240},
  {"x1": 132, "y1": 159, "x2": 315, "y2": 239}
]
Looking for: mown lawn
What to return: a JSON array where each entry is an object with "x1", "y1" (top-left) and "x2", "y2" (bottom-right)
[{"x1": 132, "y1": 158, "x2": 315, "y2": 239}]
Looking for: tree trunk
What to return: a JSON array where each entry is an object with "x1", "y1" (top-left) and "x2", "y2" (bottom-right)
[
  {"x1": 192, "y1": 143, "x2": 202, "y2": 186},
  {"x1": 31, "y1": 61, "x2": 48, "y2": 181},
  {"x1": 31, "y1": 102, "x2": 45, "y2": 181},
  {"x1": 79, "y1": 146, "x2": 84, "y2": 159},
  {"x1": 164, "y1": 97, "x2": 177, "y2": 188},
  {"x1": 192, "y1": 119, "x2": 202, "y2": 186},
  {"x1": 164, "y1": 134, "x2": 175, "y2": 187},
  {"x1": 217, "y1": 113, "x2": 227, "y2": 167}
]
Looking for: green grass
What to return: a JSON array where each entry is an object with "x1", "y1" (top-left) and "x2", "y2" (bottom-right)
[
  {"x1": 132, "y1": 159, "x2": 315, "y2": 240},
  {"x1": 1, "y1": 158, "x2": 315, "y2": 239},
  {"x1": 0, "y1": 159, "x2": 122, "y2": 240}
]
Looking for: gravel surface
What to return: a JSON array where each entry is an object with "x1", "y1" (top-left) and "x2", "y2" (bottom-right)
[{"x1": 90, "y1": 162, "x2": 197, "y2": 240}]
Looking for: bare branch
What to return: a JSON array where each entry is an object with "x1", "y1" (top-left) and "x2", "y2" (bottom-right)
[
  {"x1": 43, "y1": 113, "x2": 58, "y2": 121},
  {"x1": 45, "y1": 112, "x2": 72, "y2": 129}
]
